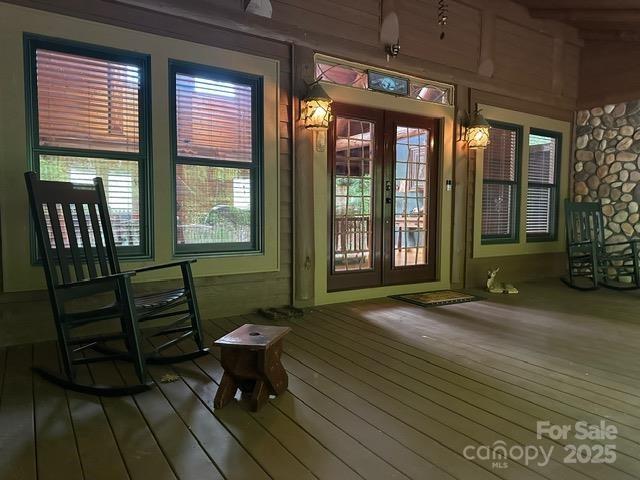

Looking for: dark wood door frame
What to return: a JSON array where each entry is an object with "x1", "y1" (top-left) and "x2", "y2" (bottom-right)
[
  {"x1": 327, "y1": 104, "x2": 440, "y2": 292},
  {"x1": 382, "y1": 111, "x2": 440, "y2": 285}
]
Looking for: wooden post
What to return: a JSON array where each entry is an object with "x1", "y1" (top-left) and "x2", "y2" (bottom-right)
[
  {"x1": 293, "y1": 45, "x2": 316, "y2": 305},
  {"x1": 451, "y1": 85, "x2": 470, "y2": 289}
]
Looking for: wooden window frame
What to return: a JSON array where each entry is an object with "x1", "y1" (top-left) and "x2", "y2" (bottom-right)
[
  {"x1": 526, "y1": 128, "x2": 562, "y2": 243},
  {"x1": 24, "y1": 34, "x2": 153, "y2": 261},
  {"x1": 169, "y1": 60, "x2": 264, "y2": 256},
  {"x1": 481, "y1": 120, "x2": 523, "y2": 245}
]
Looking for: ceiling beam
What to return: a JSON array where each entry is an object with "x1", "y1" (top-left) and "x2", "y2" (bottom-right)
[{"x1": 530, "y1": 8, "x2": 640, "y2": 23}]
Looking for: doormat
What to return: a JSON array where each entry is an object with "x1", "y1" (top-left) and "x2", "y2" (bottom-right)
[{"x1": 390, "y1": 290, "x2": 484, "y2": 308}]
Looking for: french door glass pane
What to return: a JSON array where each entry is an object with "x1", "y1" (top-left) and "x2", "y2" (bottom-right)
[
  {"x1": 39, "y1": 155, "x2": 140, "y2": 246},
  {"x1": 175, "y1": 164, "x2": 252, "y2": 245},
  {"x1": 333, "y1": 117, "x2": 374, "y2": 272},
  {"x1": 394, "y1": 127, "x2": 429, "y2": 267}
]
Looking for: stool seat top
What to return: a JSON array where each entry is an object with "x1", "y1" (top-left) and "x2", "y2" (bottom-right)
[{"x1": 214, "y1": 324, "x2": 291, "y2": 350}]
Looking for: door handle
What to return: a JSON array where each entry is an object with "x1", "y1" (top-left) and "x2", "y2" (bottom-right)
[{"x1": 385, "y1": 180, "x2": 393, "y2": 204}]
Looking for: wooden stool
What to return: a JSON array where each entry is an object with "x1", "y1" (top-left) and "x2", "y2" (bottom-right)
[{"x1": 213, "y1": 324, "x2": 291, "y2": 411}]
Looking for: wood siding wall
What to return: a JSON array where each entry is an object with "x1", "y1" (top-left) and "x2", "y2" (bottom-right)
[{"x1": 106, "y1": 0, "x2": 581, "y2": 108}]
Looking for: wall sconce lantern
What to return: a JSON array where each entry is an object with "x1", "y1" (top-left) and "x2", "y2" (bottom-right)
[
  {"x1": 302, "y1": 81, "x2": 333, "y2": 152},
  {"x1": 461, "y1": 108, "x2": 491, "y2": 149},
  {"x1": 302, "y1": 81, "x2": 333, "y2": 130}
]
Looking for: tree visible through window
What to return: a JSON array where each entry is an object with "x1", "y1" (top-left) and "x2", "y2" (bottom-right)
[
  {"x1": 171, "y1": 61, "x2": 262, "y2": 253},
  {"x1": 26, "y1": 37, "x2": 150, "y2": 256}
]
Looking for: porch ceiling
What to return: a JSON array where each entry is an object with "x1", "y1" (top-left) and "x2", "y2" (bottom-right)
[{"x1": 513, "y1": 0, "x2": 640, "y2": 42}]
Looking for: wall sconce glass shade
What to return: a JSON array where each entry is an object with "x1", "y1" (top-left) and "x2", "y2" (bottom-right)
[
  {"x1": 302, "y1": 83, "x2": 333, "y2": 130},
  {"x1": 465, "y1": 110, "x2": 490, "y2": 149}
]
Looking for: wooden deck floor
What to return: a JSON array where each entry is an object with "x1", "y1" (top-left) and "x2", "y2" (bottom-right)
[{"x1": 2, "y1": 281, "x2": 640, "y2": 480}]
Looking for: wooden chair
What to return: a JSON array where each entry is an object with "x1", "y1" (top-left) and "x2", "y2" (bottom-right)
[
  {"x1": 563, "y1": 200, "x2": 640, "y2": 290},
  {"x1": 25, "y1": 172, "x2": 209, "y2": 395}
]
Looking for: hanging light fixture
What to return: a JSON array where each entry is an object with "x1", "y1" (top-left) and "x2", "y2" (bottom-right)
[
  {"x1": 463, "y1": 108, "x2": 491, "y2": 149},
  {"x1": 437, "y1": 0, "x2": 449, "y2": 40},
  {"x1": 302, "y1": 81, "x2": 333, "y2": 130}
]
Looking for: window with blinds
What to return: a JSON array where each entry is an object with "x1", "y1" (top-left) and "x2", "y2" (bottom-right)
[
  {"x1": 26, "y1": 36, "x2": 150, "y2": 256},
  {"x1": 527, "y1": 130, "x2": 560, "y2": 241},
  {"x1": 171, "y1": 61, "x2": 262, "y2": 254},
  {"x1": 481, "y1": 122, "x2": 521, "y2": 243}
]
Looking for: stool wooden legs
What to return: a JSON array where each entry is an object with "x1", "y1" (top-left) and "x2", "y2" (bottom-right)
[
  {"x1": 250, "y1": 380, "x2": 269, "y2": 411},
  {"x1": 214, "y1": 339, "x2": 288, "y2": 412},
  {"x1": 259, "y1": 340, "x2": 288, "y2": 396},
  {"x1": 214, "y1": 373, "x2": 238, "y2": 409}
]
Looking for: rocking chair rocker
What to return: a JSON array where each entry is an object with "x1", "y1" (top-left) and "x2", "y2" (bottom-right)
[
  {"x1": 25, "y1": 172, "x2": 209, "y2": 396},
  {"x1": 563, "y1": 200, "x2": 640, "y2": 290}
]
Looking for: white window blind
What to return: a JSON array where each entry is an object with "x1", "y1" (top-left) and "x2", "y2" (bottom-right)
[
  {"x1": 175, "y1": 73, "x2": 253, "y2": 162},
  {"x1": 527, "y1": 132, "x2": 559, "y2": 239},
  {"x1": 481, "y1": 125, "x2": 519, "y2": 241},
  {"x1": 36, "y1": 49, "x2": 140, "y2": 153}
]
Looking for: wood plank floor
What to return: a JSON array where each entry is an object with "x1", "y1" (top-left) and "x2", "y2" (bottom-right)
[{"x1": 2, "y1": 280, "x2": 640, "y2": 480}]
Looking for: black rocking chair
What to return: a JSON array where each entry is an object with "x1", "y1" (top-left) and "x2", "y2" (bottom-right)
[
  {"x1": 563, "y1": 199, "x2": 640, "y2": 290},
  {"x1": 25, "y1": 172, "x2": 209, "y2": 395}
]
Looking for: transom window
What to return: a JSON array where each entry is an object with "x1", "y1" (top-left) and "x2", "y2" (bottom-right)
[
  {"x1": 25, "y1": 36, "x2": 151, "y2": 257},
  {"x1": 315, "y1": 55, "x2": 454, "y2": 106},
  {"x1": 170, "y1": 61, "x2": 263, "y2": 254},
  {"x1": 481, "y1": 122, "x2": 521, "y2": 244}
]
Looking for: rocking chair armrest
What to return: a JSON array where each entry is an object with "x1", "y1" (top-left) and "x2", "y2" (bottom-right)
[
  {"x1": 129, "y1": 259, "x2": 197, "y2": 274},
  {"x1": 56, "y1": 271, "x2": 136, "y2": 290}
]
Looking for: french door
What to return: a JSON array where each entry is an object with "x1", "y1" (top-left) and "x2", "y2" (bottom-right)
[{"x1": 328, "y1": 103, "x2": 439, "y2": 291}]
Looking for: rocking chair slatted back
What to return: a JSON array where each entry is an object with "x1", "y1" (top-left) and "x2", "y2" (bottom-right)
[
  {"x1": 565, "y1": 200, "x2": 605, "y2": 248},
  {"x1": 564, "y1": 199, "x2": 640, "y2": 290},
  {"x1": 25, "y1": 172, "x2": 120, "y2": 288},
  {"x1": 25, "y1": 171, "x2": 208, "y2": 396}
]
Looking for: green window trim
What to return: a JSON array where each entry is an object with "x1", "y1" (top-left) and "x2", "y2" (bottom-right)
[
  {"x1": 23, "y1": 33, "x2": 153, "y2": 262},
  {"x1": 169, "y1": 59, "x2": 264, "y2": 256},
  {"x1": 481, "y1": 120, "x2": 523, "y2": 245},
  {"x1": 526, "y1": 128, "x2": 562, "y2": 243}
]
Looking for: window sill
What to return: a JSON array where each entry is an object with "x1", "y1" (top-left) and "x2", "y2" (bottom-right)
[
  {"x1": 526, "y1": 236, "x2": 558, "y2": 243},
  {"x1": 481, "y1": 237, "x2": 519, "y2": 246},
  {"x1": 473, "y1": 240, "x2": 565, "y2": 259}
]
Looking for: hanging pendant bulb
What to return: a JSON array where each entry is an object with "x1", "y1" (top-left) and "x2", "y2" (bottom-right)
[
  {"x1": 380, "y1": 0, "x2": 400, "y2": 61},
  {"x1": 438, "y1": 0, "x2": 448, "y2": 40}
]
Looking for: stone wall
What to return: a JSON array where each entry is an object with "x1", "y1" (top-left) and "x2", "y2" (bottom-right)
[{"x1": 574, "y1": 101, "x2": 640, "y2": 242}]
